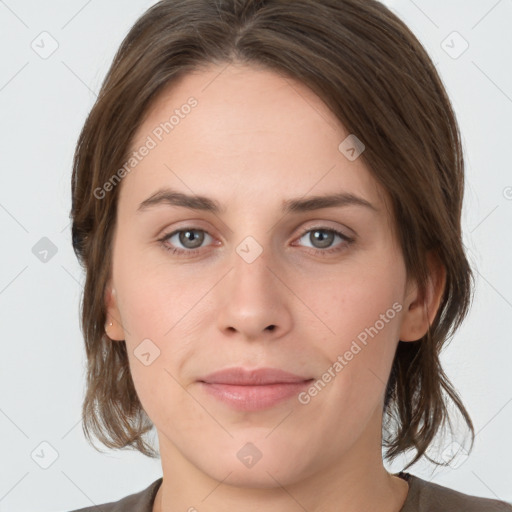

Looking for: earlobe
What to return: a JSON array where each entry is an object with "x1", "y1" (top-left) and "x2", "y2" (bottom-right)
[
  {"x1": 104, "y1": 283, "x2": 125, "y2": 341},
  {"x1": 399, "y1": 251, "x2": 446, "y2": 342}
]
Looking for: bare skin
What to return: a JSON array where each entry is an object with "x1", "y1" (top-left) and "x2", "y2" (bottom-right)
[{"x1": 105, "y1": 62, "x2": 445, "y2": 512}]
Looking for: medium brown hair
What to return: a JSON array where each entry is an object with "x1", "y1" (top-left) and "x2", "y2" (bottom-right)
[{"x1": 71, "y1": 0, "x2": 475, "y2": 468}]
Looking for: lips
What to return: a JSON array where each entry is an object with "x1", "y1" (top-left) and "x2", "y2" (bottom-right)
[
  {"x1": 198, "y1": 367, "x2": 314, "y2": 411},
  {"x1": 199, "y1": 367, "x2": 312, "y2": 385}
]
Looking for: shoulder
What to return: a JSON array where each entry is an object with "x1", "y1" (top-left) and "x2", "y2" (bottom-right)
[
  {"x1": 401, "y1": 472, "x2": 512, "y2": 512},
  {"x1": 64, "y1": 477, "x2": 162, "y2": 512}
]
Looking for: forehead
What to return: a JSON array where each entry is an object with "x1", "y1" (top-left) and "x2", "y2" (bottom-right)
[{"x1": 119, "y1": 63, "x2": 390, "y2": 217}]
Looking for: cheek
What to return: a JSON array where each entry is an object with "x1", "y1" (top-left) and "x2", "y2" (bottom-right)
[
  {"x1": 305, "y1": 260, "x2": 405, "y2": 403},
  {"x1": 306, "y1": 267, "x2": 404, "y2": 347},
  {"x1": 114, "y1": 251, "x2": 207, "y2": 338},
  {"x1": 114, "y1": 261, "x2": 215, "y2": 398}
]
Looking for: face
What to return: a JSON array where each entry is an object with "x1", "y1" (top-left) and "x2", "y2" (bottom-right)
[{"x1": 105, "y1": 63, "x2": 423, "y2": 487}]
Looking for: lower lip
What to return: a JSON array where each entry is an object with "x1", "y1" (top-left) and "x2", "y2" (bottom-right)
[{"x1": 198, "y1": 380, "x2": 313, "y2": 411}]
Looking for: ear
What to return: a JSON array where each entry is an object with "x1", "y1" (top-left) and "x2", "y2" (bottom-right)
[
  {"x1": 399, "y1": 250, "x2": 446, "y2": 342},
  {"x1": 104, "y1": 280, "x2": 125, "y2": 341}
]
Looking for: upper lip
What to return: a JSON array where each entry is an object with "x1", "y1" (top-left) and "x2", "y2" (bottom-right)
[{"x1": 199, "y1": 367, "x2": 313, "y2": 385}]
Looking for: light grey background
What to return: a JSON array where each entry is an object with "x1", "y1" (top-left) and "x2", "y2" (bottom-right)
[{"x1": 0, "y1": 0, "x2": 511, "y2": 510}]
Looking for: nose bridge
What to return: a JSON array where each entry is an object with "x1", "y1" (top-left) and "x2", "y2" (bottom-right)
[
  {"x1": 215, "y1": 232, "x2": 292, "y2": 339},
  {"x1": 230, "y1": 233, "x2": 275, "y2": 301}
]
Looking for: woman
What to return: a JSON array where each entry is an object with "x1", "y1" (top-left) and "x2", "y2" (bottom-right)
[{"x1": 68, "y1": 0, "x2": 512, "y2": 510}]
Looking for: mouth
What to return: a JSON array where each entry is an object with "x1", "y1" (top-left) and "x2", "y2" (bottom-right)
[
  {"x1": 199, "y1": 366, "x2": 313, "y2": 385},
  {"x1": 198, "y1": 367, "x2": 314, "y2": 411}
]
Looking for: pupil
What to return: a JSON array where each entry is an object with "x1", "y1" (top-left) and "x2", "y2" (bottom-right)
[
  {"x1": 181, "y1": 230, "x2": 203, "y2": 248},
  {"x1": 312, "y1": 229, "x2": 333, "y2": 248}
]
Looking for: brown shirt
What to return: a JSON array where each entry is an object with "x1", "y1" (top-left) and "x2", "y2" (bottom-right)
[{"x1": 66, "y1": 471, "x2": 512, "y2": 511}]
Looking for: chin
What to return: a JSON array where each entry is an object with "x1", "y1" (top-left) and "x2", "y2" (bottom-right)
[{"x1": 195, "y1": 448, "x2": 310, "y2": 489}]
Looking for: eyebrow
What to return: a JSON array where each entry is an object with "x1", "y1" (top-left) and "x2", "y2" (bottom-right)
[{"x1": 136, "y1": 187, "x2": 378, "y2": 215}]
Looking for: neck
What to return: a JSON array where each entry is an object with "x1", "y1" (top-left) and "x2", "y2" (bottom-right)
[
  {"x1": 154, "y1": 463, "x2": 408, "y2": 512},
  {"x1": 153, "y1": 413, "x2": 409, "y2": 512}
]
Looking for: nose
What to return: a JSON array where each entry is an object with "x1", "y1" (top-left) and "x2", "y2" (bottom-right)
[{"x1": 215, "y1": 242, "x2": 293, "y2": 342}]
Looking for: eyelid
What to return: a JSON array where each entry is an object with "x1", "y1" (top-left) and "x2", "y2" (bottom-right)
[
  {"x1": 158, "y1": 227, "x2": 216, "y2": 249},
  {"x1": 292, "y1": 225, "x2": 355, "y2": 254},
  {"x1": 156, "y1": 221, "x2": 351, "y2": 242},
  {"x1": 157, "y1": 222, "x2": 355, "y2": 258},
  {"x1": 295, "y1": 220, "x2": 356, "y2": 239}
]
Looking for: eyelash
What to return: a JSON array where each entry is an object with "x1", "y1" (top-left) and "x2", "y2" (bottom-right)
[{"x1": 157, "y1": 226, "x2": 355, "y2": 258}]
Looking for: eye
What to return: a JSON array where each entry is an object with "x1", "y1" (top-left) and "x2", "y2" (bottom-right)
[
  {"x1": 158, "y1": 228, "x2": 214, "y2": 256},
  {"x1": 157, "y1": 225, "x2": 354, "y2": 258},
  {"x1": 294, "y1": 226, "x2": 354, "y2": 255}
]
